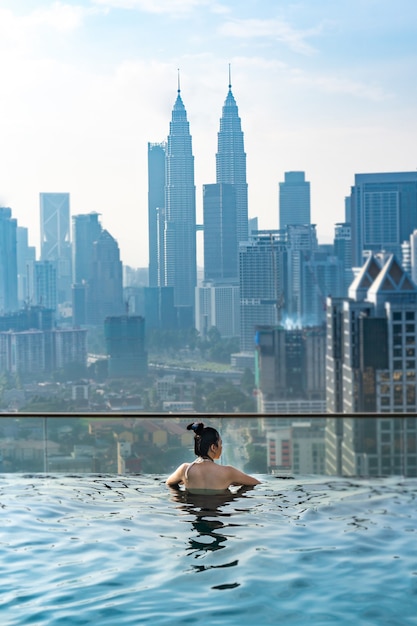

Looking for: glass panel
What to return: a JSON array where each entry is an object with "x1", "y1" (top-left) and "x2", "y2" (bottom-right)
[{"x1": 1, "y1": 414, "x2": 417, "y2": 478}]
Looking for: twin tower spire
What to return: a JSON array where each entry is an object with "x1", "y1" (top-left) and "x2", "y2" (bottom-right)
[
  {"x1": 177, "y1": 63, "x2": 232, "y2": 92},
  {"x1": 148, "y1": 68, "x2": 248, "y2": 320}
]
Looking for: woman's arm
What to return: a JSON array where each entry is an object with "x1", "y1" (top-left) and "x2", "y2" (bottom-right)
[
  {"x1": 225, "y1": 466, "x2": 261, "y2": 486},
  {"x1": 166, "y1": 463, "x2": 187, "y2": 487}
]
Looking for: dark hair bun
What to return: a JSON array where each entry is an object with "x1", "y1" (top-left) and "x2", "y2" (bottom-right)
[{"x1": 187, "y1": 422, "x2": 204, "y2": 436}]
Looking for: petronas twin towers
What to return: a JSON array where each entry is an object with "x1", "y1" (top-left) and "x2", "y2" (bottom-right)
[{"x1": 148, "y1": 74, "x2": 247, "y2": 325}]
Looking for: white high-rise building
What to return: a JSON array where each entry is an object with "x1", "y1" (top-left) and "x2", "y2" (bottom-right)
[{"x1": 195, "y1": 283, "x2": 240, "y2": 338}]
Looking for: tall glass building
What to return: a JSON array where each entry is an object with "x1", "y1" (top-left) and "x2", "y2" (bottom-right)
[
  {"x1": 86, "y1": 230, "x2": 124, "y2": 326},
  {"x1": 39, "y1": 192, "x2": 72, "y2": 304},
  {"x1": 239, "y1": 231, "x2": 287, "y2": 352},
  {"x1": 350, "y1": 172, "x2": 417, "y2": 267},
  {"x1": 0, "y1": 207, "x2": 18, "y2": 313},
  {"x1": 325, "y1": 252, "x2": 417, "y2": 476},
  {"x1": 164, "y1": 86, "x2": 196, "y2": 315},
  {"x1": 203, "y1": 183, "x2": 237, "y2": 282},
  {"x1": 147, "y1": 142, "x2": 166, "y2": 289},
  {"x1": 216, "y1": 77, "x2": 248, "y2": 244},
  {"x1": 279, "y1": 171, "x2": 311, "y2": 230},
  {"x1": 72, "y1": 212, "x2": 102, "y2": 285}
]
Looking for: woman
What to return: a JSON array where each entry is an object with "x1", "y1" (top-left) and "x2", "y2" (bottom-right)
[{"x1": 166, "y1": 422, "x2": 260, "y2": 493}]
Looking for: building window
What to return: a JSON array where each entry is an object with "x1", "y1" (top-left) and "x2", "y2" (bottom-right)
[
  {"x1": 407, "y1": 385, "x2": 416, "y2": 406},
  {"x1": 394, "y1": 384, "x2": 403, "y2": 402}
]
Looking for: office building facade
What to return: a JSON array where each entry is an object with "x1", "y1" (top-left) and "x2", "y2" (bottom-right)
[
  {"x1": 104, "y1": 315, "x2": 148, "y2": 378},
  {"x1": 409, "y1": 229, "x2": 417, "y2": 286},
  {"x1": 279, "y1": 171, "x2": 311, "y2": 230},
  {"x1": 16, "y1": 226, "x2": 36, "y2": 308},
  {"x1": 203, "y1": 183, "x2": 238, "y2": 282},
  {"x1": 27, "y1": 261, "x2": 57, "y2": 313},
  {"x1": 86, "y1": 230, "x2": 124, "y2": 326},
  {"x1": 350, "y1": 172, "x2": 417, "y2": 267},
  {"x1": 254, "y1": 325, "x2": 326, "y2": 413},
  {"x1": 147, "y1": 142, "x2": 166, "y2": 288},
  {"x1": 239, "y1": 231, "x2": 287, "y2": 352},
  {"x1": 40, "y1": 193, "x2": 72, "y2": 304},
  {"x1": 325, "y1": 253, "x2": 417, "y2": 476},
  {"x1": 134, "y1": 286, "x2": 177, "y2": 331},
  {"x1": 72, "y1": 213, "x2": 102, "y2": 285},
  {"x1": 195, "y1": 283, "x2": 240, "y2": 338},
  {"x1": 284, "y1": 223, "x2": 318, "y2": 322},
  {"x1": 333, "y1": 222, "x2": 353, "y2": 296},
  {"x1": 0, "y1": 327, "x2": 87, "y2": 376},
  {"x1": 0, "y1": 207, "x2": 18, "y2": 313},
  {"x1": 301, "y1": 252, "x2": 344, "y2": 326}
]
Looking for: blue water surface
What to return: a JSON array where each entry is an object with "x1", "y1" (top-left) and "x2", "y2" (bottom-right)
[{"x1": 0, "y1": 474, "x2": 417, "y2": 625}]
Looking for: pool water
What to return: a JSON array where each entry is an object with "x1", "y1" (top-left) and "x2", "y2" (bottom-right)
[{"x1": 1, "y1": 474, "x2": 417, "y2": 625}]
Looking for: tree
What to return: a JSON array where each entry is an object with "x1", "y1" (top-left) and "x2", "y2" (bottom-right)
[
  {"x1": 205, "y1": 385, "x2": 248, "y2": 413},
  {"x1": 245, "y1": 443, "x2": 267, "y2": 473}
]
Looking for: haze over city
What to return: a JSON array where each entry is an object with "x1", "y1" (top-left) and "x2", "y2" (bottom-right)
[{"x1": 0, "y1": 0, "x2": 416, "y2": 267}]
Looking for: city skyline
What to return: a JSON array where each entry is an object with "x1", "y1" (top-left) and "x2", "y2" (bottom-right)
[{"x1": 0, "y1": 1, "x2": 416, "y2": 267}]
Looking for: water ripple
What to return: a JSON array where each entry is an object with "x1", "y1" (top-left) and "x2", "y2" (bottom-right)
[{"x1": 1, "y1": 475, "x2": 417, "y2": 625}]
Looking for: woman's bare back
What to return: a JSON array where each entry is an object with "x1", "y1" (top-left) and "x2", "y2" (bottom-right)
[{"x1": 167, "y1": 458, "x2": 260, "y2": 492}]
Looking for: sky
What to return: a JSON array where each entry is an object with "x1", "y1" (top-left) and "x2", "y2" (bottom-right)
[{"x1": 0, "y1": 0, "x2": 416, "y2": 268}]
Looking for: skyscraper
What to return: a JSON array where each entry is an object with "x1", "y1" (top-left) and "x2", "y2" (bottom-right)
[
  {"x1": 86, "y1": 229, "x2": 124, "y2": 326},
  {"x1": 254, "y1": 325, "x2": 326, "y2": 414},
  {"x1": 164, "y1": 83, "x2": 196, "y2": 315},
  {"x1": 16, "y1": 226, "x2": 36, "y2": 308},
  {"x1": 203, "y1": 183, "x2": 237, "y2": 282},
  {"x1": 239, "y1": 231, "x2": 287, "y2": 352},
  {"x1": 27, "y1": 260, "x2": 57, "y2": 313},
  {"x1": 350, "y1": 172, "x2": 417, "y2": 267},
  {"x1": 284, "y1": 223, "x2": 318, "y2": 322},
  {"x1": 72, "y1": 213, "x2": 103, "y2": 326},
  {"x1": 333, "y1": 222, "x2": 353, "y2": 296},
  {"x1": 0, "y1": 207, "x2": 18, "y2": 313},
  {"x1": 216, "y1": 72, "x2": 248, "y2": 244},
  {"x1": 105, "y1": 315, "x2": 147, "y2": 378},
  {"x1": 279, "y1": 171, "x2": 311, "y2": 230},
  {"x1": 72, "y1": 212, "x2": 102, "y2": 285},
  {"x1": 410, "y1": 229, "x2": 417, "y2": 285},
  {"x1": 195, "y1": 283, "x2": 240, "y2": 338},
  {"x1": 147, "y1": 142, "x2": 166, "y2": 288},
  {"x1": 40, "y1": 192, "x2": 72, "y2": 304},
  {"x1": 325, "y1": 252, "x2": 417, "y2": 476}
]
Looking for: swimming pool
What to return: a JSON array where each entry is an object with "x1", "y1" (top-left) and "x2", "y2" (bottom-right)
[{"x1": 1, "y1": 474, "x2": 417, "y2": 625}]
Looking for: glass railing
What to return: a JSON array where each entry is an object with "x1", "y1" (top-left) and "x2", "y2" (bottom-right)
[{"x1": 0, "y1": 412, "x2": 416, "y2": 477}]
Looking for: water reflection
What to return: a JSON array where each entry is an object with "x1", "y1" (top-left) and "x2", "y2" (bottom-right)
[
  {"x1": 2, "y1": 415, "x2": 417, "y2": 478},
  {"x1": 169, "y1": 486, "x2": 256, "y2": 588}
]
